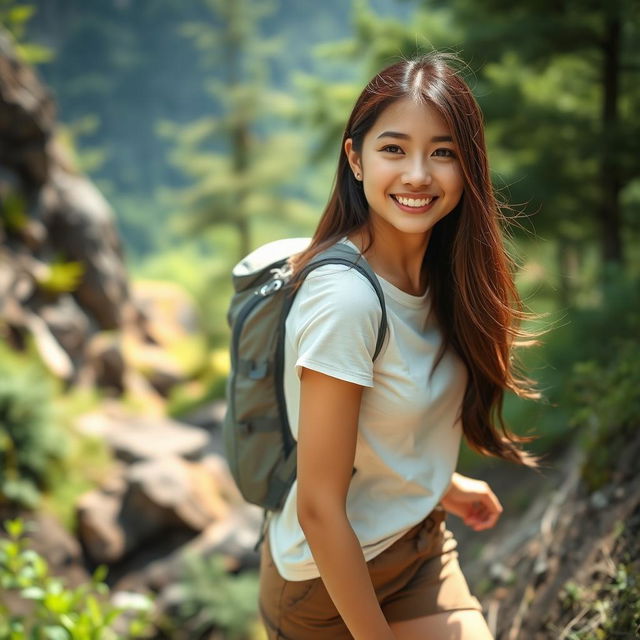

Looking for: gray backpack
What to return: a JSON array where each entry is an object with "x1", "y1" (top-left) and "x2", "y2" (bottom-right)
[{"x1": 223, "y1": 238, "x2": 388, "y2": 518}]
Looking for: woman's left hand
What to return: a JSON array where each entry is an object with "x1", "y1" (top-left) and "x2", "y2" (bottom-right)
[{"x1": 440, "y1": 473, "x2": 503, "y2": 531}]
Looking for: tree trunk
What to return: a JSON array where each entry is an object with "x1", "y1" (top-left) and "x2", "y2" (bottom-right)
[
  {"x1": 598, "y1": 8, "x2": 624, "y2": 267},
  {"x1": 226, "y1": 0, "x2": 251, "y2": 261}
]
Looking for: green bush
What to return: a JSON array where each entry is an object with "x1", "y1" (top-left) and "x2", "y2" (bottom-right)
[
  {"x1": 540, "y1": 268, "x2": 639, "y2": 388},
  {"x1": 165, "y1": 552, "x2": 261, "y2": 640},
  {"x1": 568, "y1": 340, "x2": 640, "y2": 491},
  {"x1": 505, "y1": 269, "x2": 639, "y2": 456},
  {"x1": 0, "y1": 518, "x2": 154, "y2": 639},
  {"x1": 0, "y1": 358, "x2": 67, "y2": 508}
]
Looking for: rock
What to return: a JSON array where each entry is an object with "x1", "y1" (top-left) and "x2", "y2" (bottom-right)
[
  {"x1": 0, "y1": 29, "x2": 55, "y2": 185},
  {"x1": 76, "y1": 456, "x2": 231, "y2": 565},
  {"x1": 110, "y1": 416, "x2": 210, "y2": 463},
  {"x1": 122, "y1": 332, "x2": 187, "y2": 397},
  {"x1": 131, "y1": 280, "x2": 200, "y2": 344},
  {"x1": 76, "y1": 469, "x2": 128, "y2": 564},
  {"x1": 141, "y1": 504, "x2": 263, "y2": 593},
  {"x1": 180, "y1": 399, "x2": 226, "y2": 431},
  {"x1": 74, "y1": 399, "x2": 217, "y2": 450},
  {"x1": 489, "y1": 562, "x2": 515, "y2": 585},
  {"x1": 187, "y1": 504, "x2": 263, "y2": 571},
  {"x1": 81, "y1": 332, "x2": 126, "y2": 395},
  {"x1": 122, "y1": 280, "x2": 204, "y2": 398},
  {"x1": 23, "y1": 308, "x2": 73, "y2": 380},
  {"x1": 121, "y1": 368, "x2": 167, "y2": 417},
  {"x1": 28, "y1": 512, "x2": 84, "y2": 573},
  {"x1": 201, "y1": 452, "x2": 246, "y2": 506},
  {"x1": 1, "y1": 25, "x2": 137, "y2": 396},
  {"x1": 45, "y1": 164, "x2": 130, "y2": 331},
  {"x1": 589, "y1": 489, "x2": 609, "y2": 510},
  {"x1": 38, "y1": 294, "x2": 90, "y2": 362},
  {"x1": 124, "y1": 456, "x2": 229, "y2": 532}
]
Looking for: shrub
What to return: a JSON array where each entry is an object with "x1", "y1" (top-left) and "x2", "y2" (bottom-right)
[
  {"x1": 165, "y1": 552, "x2": 261, "y2": 640},
  {"x1": 568, "y1": 340, "x2": 640, "y2": 491},
  {"x1": 0, "y1": 357, "x2": 67, "y2": 508},
  {"x1": 0, "y1": 518, "x2": 154, "y2": 638}
]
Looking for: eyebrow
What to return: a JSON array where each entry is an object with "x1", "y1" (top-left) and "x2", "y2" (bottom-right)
[{"x1": 376, "y1": 131, "x2": 453, "y2": 143}]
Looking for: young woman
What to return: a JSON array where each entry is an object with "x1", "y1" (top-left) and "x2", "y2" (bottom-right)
[{"x1": 258, "y1": 52, "x2": 539, "y2": 640}]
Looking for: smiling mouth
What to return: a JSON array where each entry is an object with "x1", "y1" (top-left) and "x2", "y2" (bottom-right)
[{"x1": 391, "y1": 194, "x2": 438, "y2": 210}]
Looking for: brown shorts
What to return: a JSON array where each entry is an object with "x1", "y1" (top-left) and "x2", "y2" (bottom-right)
[{"x1": 258, "y1": 508, "x2": 482, "y2": 639}]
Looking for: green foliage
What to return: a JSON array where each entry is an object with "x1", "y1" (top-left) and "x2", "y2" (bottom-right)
[
  {"x1": 569, "y1": 340, "x2": 640, "y2": 492},
  {"x1": 0, "y1": 351, "x2": 67, "y2": 509},
  {"x1": 555, "y1": 522, "x2": 640, "y2": 639},
  {"x1": 0, "y1": 1, "x2": 53, "y2": 63},
  {"x1": 542, "y1": 268, "x2": 639, "y2": 389},
  {"x1": 162, "y1": 0, "x2": 318, "y2": 260},
  {"x1": 166, "y1": 552, "x2": 260, "y2": 640},
  {"x1": 36, "y1": 260, "x2": 84, "y2": 295},
  {"x1": 0, "y1": 518, "x2": 154, "y2": 639},
  {"x1": 56, "y1": 118, "x2": 107, "y2": 176},
  {"x1": 0, "y1": 345, "x2": 112, "y2": 528},
  {"x1": 166, "y1": 373, "x2": 226, "y2": 419},
  {"x1": 510, "y1": 268, "x2": 639, "y2": 453},
  {"x1": 0, "y1": 191, "x2": 28, "y2": 234}
]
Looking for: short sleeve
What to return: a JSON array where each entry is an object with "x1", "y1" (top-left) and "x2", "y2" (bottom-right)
[{"x1": 287, "y1": 264, "x2": 382, "y2": 387}]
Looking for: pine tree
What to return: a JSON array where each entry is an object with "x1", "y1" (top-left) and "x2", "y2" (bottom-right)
[{"x1": 163, "y1": 0, "x2": 311, "y2": 260}]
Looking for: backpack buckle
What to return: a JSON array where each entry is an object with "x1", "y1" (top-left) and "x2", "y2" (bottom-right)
[{"x1": 259, "y1": 279, "x2": 284, "y2": 296}]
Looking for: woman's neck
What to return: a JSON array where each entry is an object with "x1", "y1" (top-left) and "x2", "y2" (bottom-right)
[{"x1": 348, "y1": 225, "x2": 431, "y2": 296}]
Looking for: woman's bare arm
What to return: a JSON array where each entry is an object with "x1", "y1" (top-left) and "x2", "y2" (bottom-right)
[{"x1": 296, "y1": 368, "x2": 395, "y2": 640}]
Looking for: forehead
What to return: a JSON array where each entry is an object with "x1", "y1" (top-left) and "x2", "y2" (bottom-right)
[{"x1": 368, "y1": 97, "x2": 451, "y2": 139}]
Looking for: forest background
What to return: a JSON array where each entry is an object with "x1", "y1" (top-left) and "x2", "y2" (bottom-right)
[
  {"x1": 0, "y1": 0, "x2": 639, "y2": 638},
  {"x1": 23, "y1": 0, "x2": 640, "y2": 332},
  {"x1": 21, "y1": 0, "x2": 640, "y2": 417}
]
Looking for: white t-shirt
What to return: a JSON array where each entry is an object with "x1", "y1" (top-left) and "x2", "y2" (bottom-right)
[{"x1": 268, "y1": 239, "x2": 468, "y2": 581}]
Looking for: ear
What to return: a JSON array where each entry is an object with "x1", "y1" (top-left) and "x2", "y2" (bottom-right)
[{"x1": 344, "y1": 138, "x2": 362, "y2": 179}]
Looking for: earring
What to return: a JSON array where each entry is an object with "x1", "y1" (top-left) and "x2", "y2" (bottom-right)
[{"x1": 355, "y1": 172, "x2": 361, "y2": 180}]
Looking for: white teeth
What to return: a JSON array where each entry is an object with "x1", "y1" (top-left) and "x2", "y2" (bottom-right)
[{"x1": 395, "y1": 195, "x2": 433, "y2": 207}]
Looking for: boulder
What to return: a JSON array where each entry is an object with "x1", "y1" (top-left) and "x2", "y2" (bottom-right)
[
  {"x1": 1, "y1": 26, "x2": 138, "y2": 398},
  {"x1": 141, "y1": 503, "x2": 263, "y2": 594},
  {"x1": 76, "y1": 469, "x2": 128, "y2": 564},
  {"x1": 124, "y1": 456, "x2": 229, "y2": 533},
  {"x1": 45, "y1": 162, "x2": 130, "y2": 331},
  {"x1": 180, "y1": 399, "x2": 226, "y2": 433},
  {"x1": 76, "y1": 456, "x2": 230, "y2": 565},
  {"x1": 38, "y1": 293, "x2": 90, "y2": 362},
  {"x1": 79, "y1": 331, "x2": 126, "y2": 395},
  {"x1": 0, "y1": 29, "x2": 54, "y2": 185},
  {"x1": 75, "y1": 408, "x2": 210, "y2": 463}
]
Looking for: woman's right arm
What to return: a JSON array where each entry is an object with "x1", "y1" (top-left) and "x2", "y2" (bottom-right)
[{"x1": 296, "y1": 367, "x2": 395, "y2": 640}]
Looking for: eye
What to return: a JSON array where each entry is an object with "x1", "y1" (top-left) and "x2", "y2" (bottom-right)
[
  {"x1": 380, "y1": 144, "x2": 404, "y2": 154},
  {"x1": 433, "y1": 148, "x2": 456, "y2": 158}
]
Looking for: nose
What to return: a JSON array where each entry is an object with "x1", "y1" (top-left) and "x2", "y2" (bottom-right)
[{"x1": 402, "y1": 157, "x2": 432, "y2": 187}]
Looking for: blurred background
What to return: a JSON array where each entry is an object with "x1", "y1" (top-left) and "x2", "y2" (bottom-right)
[{"x1": 0, "y1": 0, "x2": 638, "y2": 638}]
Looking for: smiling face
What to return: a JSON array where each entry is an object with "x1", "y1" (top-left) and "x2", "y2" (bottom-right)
[{"x1": 345, "y1": 97, "x2": 464, "y2": 244}]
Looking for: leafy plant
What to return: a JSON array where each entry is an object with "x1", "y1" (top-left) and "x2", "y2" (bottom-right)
[
  {"x1": 36, "y1": 260, "x2": 85, "y2": 295},
  {"x1": 168, "y1": 551, "x2": 261, "y2": 640},
  {"x1": 0, "y1": 191, "x2": 28, "y2": 233},
  {"x1": 0, "y1": 358, "x2": 67, "y2": 509},
  {"x1": 554, "y1": 524, "x2": 640, "y2": 639},
  {"x1": 567, "y1": 340, "x2": 640, "y2": 491},
  {"x1": 0, "y1": 518, "x2": 154, "y2": 638},
  {"x1": 0, "y1": 1, "x2": 53, "y2": 64}
]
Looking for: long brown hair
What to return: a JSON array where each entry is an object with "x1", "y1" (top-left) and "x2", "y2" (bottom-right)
[{"x1": 292, "y1": 52, "x2": 542, "y2": 466}]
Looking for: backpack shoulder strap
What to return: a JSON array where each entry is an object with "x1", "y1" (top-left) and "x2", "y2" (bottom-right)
[{"x1": 296, "y1": 243, "x2": 388, "y2": 361}]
